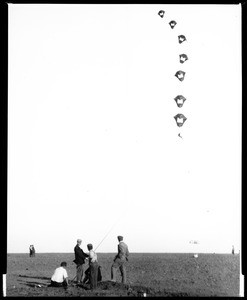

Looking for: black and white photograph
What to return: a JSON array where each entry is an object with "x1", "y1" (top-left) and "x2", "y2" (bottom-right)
[{"x1": 4, "y1": 3, "x2": 243, "y2": 297}]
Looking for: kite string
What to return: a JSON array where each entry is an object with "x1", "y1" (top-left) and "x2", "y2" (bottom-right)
[
  {"x1": 94, "y1": 219, "x2": 119, "y2": 251},
  {"x1": 94, "y1": 209, "x2": 127, "y2": 252}
]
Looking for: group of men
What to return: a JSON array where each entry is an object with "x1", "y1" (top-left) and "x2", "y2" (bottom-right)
[{"x1": 50, "y1": 235, "x2": 129, "y2": 290}]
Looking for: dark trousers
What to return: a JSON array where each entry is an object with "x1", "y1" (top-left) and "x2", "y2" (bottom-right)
[
  {"x1": 89, "y1": 262, "x2": 99, "y2": 289},
  {"x1": 50, "y1": 280, "x2": 68, "y2": 287}
]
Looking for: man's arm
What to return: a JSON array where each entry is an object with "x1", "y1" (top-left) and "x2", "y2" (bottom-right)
[
  {"x1": 82, "y1": 250, "x2": 89, "y2": 258},
  {"x1": 126, "y1": 246, "x2": 129, "y2": 261},
  {"x1": 63, "y1": 270, "x2": 69, "y2": 285},
  {"x1": 75, "y1": 247, "x2": 89, "y2": 259}
]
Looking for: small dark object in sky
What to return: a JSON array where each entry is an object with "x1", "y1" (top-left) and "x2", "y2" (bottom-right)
[
  {"x1": 174, "y1": 114, "x2": 187, "y2": 127},
  {"x1": 169, "y1": 20, "x2": 177, "y2": 28},
  {"x1": 178, "y1": 133, "x2": 183, "y2": 139},
  {"x1": 175, "y1": 71, "x2": 186, "y2": 81},
  {"x1": 178, "y1": 35, "x2": 186, "y2": 43},
  {"x1": 174, "y1": 95, "x2": 186, "y2": 108},
  {"x1": 179, "y1": 54, "x2": 188, "y2": 63},
  {"x1": 158, "y1": 10, "x2": 165, "y2": 18}
]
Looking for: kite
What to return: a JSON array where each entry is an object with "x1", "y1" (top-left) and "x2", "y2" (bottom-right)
[
  {"x1": 158, "y1": 10, "x2": 165, "y2": 18},
  {"x1": 174, "y1": 95, "x2": 186, "y2": 108},
  {"x1": 175, "y1": 70, "x2": 186, "y2": 81},
  {"x1": 156, "y1": 10, "x2": 190, "y2": 137},
  {"x1": 178, "y1": 35, "x2": 187, "y2": 44},
  {"x1": 189, "y1": 240, "x2": 199, "y2": 244},
  {"x1": 174, "y1": 114, "x2": 187, "y2": 127},
  {"x1": 179, "y1": 54, "x2": 188, "y2": 64},
  {"x1": 169, "y1": 20, "x2": 177, "y2": 29}
]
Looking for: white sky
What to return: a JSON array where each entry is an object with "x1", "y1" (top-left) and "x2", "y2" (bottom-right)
[{"x1": 8, "y1": 4, "x2": 241, "y2": 253}]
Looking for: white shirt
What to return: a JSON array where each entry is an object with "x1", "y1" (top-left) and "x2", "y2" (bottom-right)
[
  {"x1": 51, "y1": 267, "x2": 68, "y2": 283},
  {"x1": 89, "y1": 250, "x2": 97, "y2": 263}
]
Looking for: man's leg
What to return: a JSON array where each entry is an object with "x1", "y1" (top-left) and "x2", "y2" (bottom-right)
[
  {"x1": 90, "y1": 263, "x2": 98, "y2": 289},
  {"x1": 97, "y1": 266, "x2": 102, "y2": 282},
  {"x1": 76, "y1": 264, "x2": 83, "y2": 283},
  {"x1": 62, "y1": 280, "x2": 68, "y2": 289},
  {"x1": 111, "y1": 259, "x2": 121, "y2": 282},
  {"x1": 51, "y1": 280, "x2": 63, "y2": 287},
  {"x1": 120, "y1": 263, "x2": 127, "y2": 284},
  {"x1": 80, "y1": 263, "x2": 87, "y2": 283},
  {"x1": 111, "y1": 265, "x2": 117, "y2": 282},
  {"x1": 82, "y1": 267, "x2": 90, "y2": 284}
]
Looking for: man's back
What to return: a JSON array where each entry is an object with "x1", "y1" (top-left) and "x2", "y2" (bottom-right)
[
  {"x1": 118, "y1": 241, "x2": 129, "y2": 260},
  {"x1": 51, "y1": 267, "x2": 68, "y2": 283},
  {"x1": 74, "y1": 245, "x2": 88, "y2": 264}
]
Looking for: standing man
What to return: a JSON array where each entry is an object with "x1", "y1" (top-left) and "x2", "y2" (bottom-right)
[
  {"x1": 73, "y1": 239, "x2": 89, "y2": 284},
  {"x1": 86, "y1": 243, "x2": 99, "y2": 290},
  {"x1": 32, "y1": 245, "x2": 36, "y2": 257},
  {"x1": 111, "y1": 235, "x2": 129, "y2": 284},
  {"x1": 29, "y1": 245, "x2": 33, "y2": 257}
]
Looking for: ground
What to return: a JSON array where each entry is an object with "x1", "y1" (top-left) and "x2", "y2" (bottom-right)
[{"x1": 6, "y1": 253, "x2": 240, "y2": 297}]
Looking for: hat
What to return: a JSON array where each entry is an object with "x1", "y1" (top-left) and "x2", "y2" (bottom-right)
[
  {"x1": 87, "y1": 244, "x2": 93, "y2": 250},
  {"x1": 61, "y1": 261, "x2": 67, "y2": 267},
  {"x1": 77, "y1": 239, "x2": 82, "y2": 243},
  {"x1": 117, "y1": 236, "x2": 123, "y2": 241}
]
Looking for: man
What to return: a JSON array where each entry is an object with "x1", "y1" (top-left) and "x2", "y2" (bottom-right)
[
  {"x1": 111, "y1": 235, "x2": 129, "y2": 284},
  {"x1": 50, "y1": 262, "x2": 69, "y2": 288},
  {"x1": 86, "y1": 243, "x2": 99, "y2": 290},
  {"x1": 29, "y1": 245, "x2": 33, "y2": 257},
  {"x1": 32, "y1": 245, "x2": 36, "y2": 257},
  {"x1": 73, "y1": 239, "x2": 89, "y2": 284}
]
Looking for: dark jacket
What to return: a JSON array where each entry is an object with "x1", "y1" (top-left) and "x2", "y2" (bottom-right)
[{"x1": 73, "y1": 245, "x2": 89, "y2": 265}]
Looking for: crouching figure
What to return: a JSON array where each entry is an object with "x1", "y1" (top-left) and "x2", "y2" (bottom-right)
[{"x1": 50, "y1": 261, "x2": 69, "y2": 288}]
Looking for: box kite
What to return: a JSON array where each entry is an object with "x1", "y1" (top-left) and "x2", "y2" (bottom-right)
[
  {"x1": 158, "y1": 10, "x2": 165, "y2": 18},
  {"x1": 169, "y1": 20, "x2": 177, "y2": 29},
  {"x1": 179, "y1": 54, "x2": 188, "y2": 64},
  {"x1": 175, "y1": 70, "x2": 186, "y2": 81},
  {"x1": 178, "y1": 35, "x2": 186, "y2": 44},
  {"x1": 174, "y1": 95, "x2": 186, "y2": 108},
  {"x1": 174, "y1": 114, "x2": 187, "y2": 127}
]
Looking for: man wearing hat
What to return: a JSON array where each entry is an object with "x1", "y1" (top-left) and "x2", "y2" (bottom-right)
[
  {"x1": 73, "y1": 239, "x2": 89, "y2": 284},
  {"x1": 111, "y1": 236, "x2": 129, "y2": 284}
]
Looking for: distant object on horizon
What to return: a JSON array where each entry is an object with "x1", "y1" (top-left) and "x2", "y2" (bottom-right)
[
  {"x1": 29, "y1": 245, "x2": 36, "y2": 257},
  {"x1": 232, "y1": 245, "x2": 235, "y2": 255}
]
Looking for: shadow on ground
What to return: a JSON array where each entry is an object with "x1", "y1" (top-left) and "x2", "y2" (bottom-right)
[{"x1": 18, "y1": 275, "x2": 50, "y2": 280}]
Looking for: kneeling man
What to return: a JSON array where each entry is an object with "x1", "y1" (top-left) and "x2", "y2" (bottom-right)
[{"x1": 50, "y1": 261, "x2": 69, "y2": 288}]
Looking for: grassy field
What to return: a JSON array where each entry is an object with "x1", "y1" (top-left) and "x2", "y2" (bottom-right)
[{"x1": 6, "y1": 253, "x2": 240, "y2": 297}]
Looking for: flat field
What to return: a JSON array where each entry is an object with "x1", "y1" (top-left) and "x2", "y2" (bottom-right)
[{"x1": 6, "y1": 253, "x2": 240, "y2": 297}]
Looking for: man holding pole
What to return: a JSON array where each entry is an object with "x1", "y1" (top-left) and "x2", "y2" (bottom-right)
[
  {"x1": 111, "y1": 235, "x2": 129, "y2": 284},
  {"x1": 73, "y1": 239, "x2": 89, "y2": 284}
]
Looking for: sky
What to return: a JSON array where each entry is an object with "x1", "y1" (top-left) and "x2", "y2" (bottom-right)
[{"x1": 7, "y1": 4, "x2": 241, "y2": 254}]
